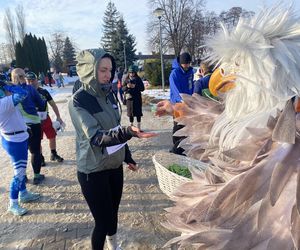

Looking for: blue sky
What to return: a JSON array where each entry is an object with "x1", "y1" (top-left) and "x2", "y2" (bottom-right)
[{"x1": 0, "y1": 0, "x2": 299, "y2": 54}]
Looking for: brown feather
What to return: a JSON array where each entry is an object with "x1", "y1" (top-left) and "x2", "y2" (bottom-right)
[
  {"x1": 205, "y1": 175, "x2": 244, "y2": 221},
  {"x1": 269, "y1": 161, "x2": 294, "y2": 206},
  {"x1": 181, "y1": 230, "x2": 231, "y2": 246},
  {"x1": 291, "y1": 204, "x2": 300, "y2": 249},
  {"x1": 234, "y1": 158, "x2": 276, "y2": 208},
  {"x1": 246, "y1": 127, "x2": 272, "y2": 139},
  {"x1": 272, "y1": 100, "x2": 296, "y2": 144},
  {"x1": 257, "y1": 196, "x2": 271, "y2": 230},
  {"x1": 222, "y1": 144, "x2": 261, "y2": 161},
  {"x1": 297, "y1": 167, "x2": 300, "y2": 216},
  {"x1": 267, "y1": 115, "x2": 278, "y2": 130},
  {"x1": 266, "y1": 236, "x2": 294, "y2": 250}
]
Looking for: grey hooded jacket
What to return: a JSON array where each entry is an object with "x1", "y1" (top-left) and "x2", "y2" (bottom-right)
[{"x1": 69, "y1": 49, "x2": 135, "y2": 174}]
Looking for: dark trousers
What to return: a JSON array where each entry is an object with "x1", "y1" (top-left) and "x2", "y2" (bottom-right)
[
  {"x1": 118, "y1": 88, "x2": 124, "y2": 103},
  {"x1": 28, "y1": 123, "x2": 42, "y2": 174},
  {"x1": 129, "y1": 116, "x2": 141, "y2": 123},
  {"x1": 77, "y1": 166, "x2": 123, "y2": 250},
  {"x1": 170, "y1": 121, "x2": 186, "y2": 155}
]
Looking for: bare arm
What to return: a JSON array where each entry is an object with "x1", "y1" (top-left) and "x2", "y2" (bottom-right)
[{"x1": 48, "y1": 100, "x2": 63, "y2": 123}]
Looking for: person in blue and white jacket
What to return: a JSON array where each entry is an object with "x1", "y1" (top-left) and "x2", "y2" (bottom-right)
[
  {"x1": 169, "y1": 52, "x2": 194, "y2": 155},
  {"x1": 11, "y1": 68, "x2": 46, "y2": 185},
  {"x1": 0, "y1": 81, "x2": 40, "y2": 216}
]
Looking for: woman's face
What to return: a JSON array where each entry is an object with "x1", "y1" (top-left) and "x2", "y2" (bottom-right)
[{"x1": 97, "y1": 57, "x2": 112, "y2": 84}]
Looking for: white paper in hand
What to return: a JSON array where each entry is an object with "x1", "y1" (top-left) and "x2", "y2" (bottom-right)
[{"x1": 106, "y1": 125, "x2": 126, "y2": 155}]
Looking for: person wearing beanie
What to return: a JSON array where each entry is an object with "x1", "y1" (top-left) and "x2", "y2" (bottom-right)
[
  {"x1": 179, "y1": 52, "x2": 192, "y2": 65},
  {"x1": 25, "y1": 71, "x2": 64, "y2": 166},
  {"x1": 169, "y1": 52, "x2": 194, "y2": 155},
  {"x1": 122, "y1": 65, "x2": 145, "y2": 131}
]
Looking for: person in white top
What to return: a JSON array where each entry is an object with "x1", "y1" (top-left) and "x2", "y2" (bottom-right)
[{"x1": 0, "y1": 81, "x2": 40, "y2": 216}]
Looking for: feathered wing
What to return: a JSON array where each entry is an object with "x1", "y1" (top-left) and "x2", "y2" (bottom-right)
[{"x1": 162, "y1": 3, "x2": 300, "y2": 249}]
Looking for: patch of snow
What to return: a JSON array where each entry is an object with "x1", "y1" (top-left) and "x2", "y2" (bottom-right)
[{"x1": 143, "y1": 89, "x2": 170, "y2": 100}]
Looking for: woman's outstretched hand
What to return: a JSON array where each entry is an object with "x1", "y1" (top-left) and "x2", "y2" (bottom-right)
[
  {"x1": 130, "y1": 126, "x2": 158, "y2": 138},
  {"x1": 155, "y1": 100, "x2": 174, "y2": 116}
]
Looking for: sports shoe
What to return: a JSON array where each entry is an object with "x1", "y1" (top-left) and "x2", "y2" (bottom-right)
[
  {"x1": 116, "y1": 247, "x2": 123, "y2": 250},
  {"x1": 19, "y1": 191, "x2": 40, "y2": 203},
  {"x1": 41, "y1": 154, "x2": 46, "y2": 166},
  {"x1": 50, "y1": 153, "x2": 64, "y2": 162},
  {"x1": 8, "y1": 204, "x2": 28, "y2": 216},
  {"x1": 33, "y1": 174, "x2": 45, "y2": 185}
]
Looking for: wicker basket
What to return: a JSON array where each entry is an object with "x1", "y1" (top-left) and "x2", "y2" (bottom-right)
[{"x1": 152, "y1": 151, "x2": 208, "y2": 197}]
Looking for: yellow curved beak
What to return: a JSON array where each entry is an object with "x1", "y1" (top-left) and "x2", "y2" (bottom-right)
[{"x1": 209, "y1": 68, "x2": 236, "y2": 97}]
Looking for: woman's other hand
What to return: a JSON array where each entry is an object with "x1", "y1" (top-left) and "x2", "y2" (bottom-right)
[
  {"x1": 127, "y1": 163, "x2": 138, "y2": 171},
  {"x1": 130, "y1": 126, "x2": 158, "y2": 138}
]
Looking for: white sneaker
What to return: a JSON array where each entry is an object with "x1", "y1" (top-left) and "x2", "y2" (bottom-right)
[{"x1": 8, "y1": 203, "x2": 28, "y2": 216}]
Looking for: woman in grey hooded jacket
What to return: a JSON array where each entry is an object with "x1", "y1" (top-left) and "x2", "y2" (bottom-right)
[{"x1": 69, "y1": 49, "x2": 156, "y2": 250}]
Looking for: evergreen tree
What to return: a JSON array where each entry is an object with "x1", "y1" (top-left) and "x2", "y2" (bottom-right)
[
  {"x1": 63, "y1": 37, "x2": 76, "y2": 71},
  {"x1": 15, "y1": 41, "x2": 26, "y2": 68},
  {"x1": 15, "y1": 33, "x2": 49, "y2": 74},
  {"x1": 23, "y1": 33, "x2": 34, "y2": 70},
  {"x1": 41, "y1": 37, "x2": 50, "y2": 73},
  {"x1": 111, "y1": 16, "x2": 136, "y2": 69},
  {"x1": 101, "y1": 1, "x2": 119, "y2": 53}
]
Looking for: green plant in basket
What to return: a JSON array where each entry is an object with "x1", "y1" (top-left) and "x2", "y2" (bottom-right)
[{"x1": 168, "y1": 164, "x2": 192, "y2": 179}]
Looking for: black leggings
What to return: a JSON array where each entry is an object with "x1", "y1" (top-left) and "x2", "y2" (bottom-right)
[
  {"x1": 129, "y1": 116, "x2": 141, "y2": 123},
  {"x1": 77, "y1": 166, "x2": 123, "y2": 250},
  {"x1": 28, "y1": 123, "x2": 42, "y2": 174},
  {"x1": 171, "y1": 121, "x2": 186, "y2": 155}
]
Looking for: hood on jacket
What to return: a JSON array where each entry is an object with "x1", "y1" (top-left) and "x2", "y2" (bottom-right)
[
  {"x1": 171, "y1": 57, "x2": 193, "y2": 74},
  {"x1": 76, "y1": 48, "x2": 116, "y2": 97}
]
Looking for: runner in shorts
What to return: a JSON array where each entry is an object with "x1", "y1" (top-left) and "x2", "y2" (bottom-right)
[{"x1": 25, "y1": 72, "x2": 64, "y2": 165}]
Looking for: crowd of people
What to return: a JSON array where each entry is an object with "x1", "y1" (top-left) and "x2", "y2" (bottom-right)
[
  {"x1": 1, "y1": 45, "x2": 212, "y2": 249},
  {"x1": 1, "y1": 2, "x2": 298, "y2": 249},
  {"x1": 0, "y1": 68, "x2": 65, "y2": 216}
]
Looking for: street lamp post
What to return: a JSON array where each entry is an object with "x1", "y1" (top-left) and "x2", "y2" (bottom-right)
[
  {"x1": 122, "y1": 40, "x2": 127, "y2": 72},
  {"x1": 154, "y1": 8, "x2": 165, "y2": 91}
]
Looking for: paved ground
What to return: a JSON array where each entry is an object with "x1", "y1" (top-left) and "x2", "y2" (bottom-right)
[{"x1": 0, "y1": 85, "x2": 180, "y2": 250}]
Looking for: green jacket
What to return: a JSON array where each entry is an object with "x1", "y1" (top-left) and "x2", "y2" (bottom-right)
[{"x1": 69, "y1": 49, "x2": 135, "y2": 174}]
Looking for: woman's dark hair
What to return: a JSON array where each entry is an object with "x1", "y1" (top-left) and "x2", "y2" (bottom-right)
[{"x1": 101, "y1": 53, "x2": 116, "y2": 83}]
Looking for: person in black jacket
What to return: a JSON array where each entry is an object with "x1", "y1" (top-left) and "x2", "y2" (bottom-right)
[{"x1": 122, "y1": 65, "x2": 145, "y2": 131}]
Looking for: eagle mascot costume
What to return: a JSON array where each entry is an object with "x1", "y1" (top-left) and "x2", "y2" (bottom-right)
[{"x1": 158, "y1": 3, "x2": 300, "y2": 249}]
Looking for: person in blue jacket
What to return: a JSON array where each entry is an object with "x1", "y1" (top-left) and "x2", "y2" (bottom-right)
[
  {"x1": 11, "y1": 68, "x2": 46, "y2": 185},
  {"x1": 194, "y1": 62, "x2": 213, "y2": 96},
  {"x1": 169, "y1": 52, "x2": 194, "y2": 155},
  {"x1": 0, "y1": 81, "x2": 40, "y2": 216}
]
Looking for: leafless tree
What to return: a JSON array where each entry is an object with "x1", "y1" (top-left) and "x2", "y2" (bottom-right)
[
  {"x1": 15, "y1": 4, "x2": 26, "y2": 42},
  {"x1": 3, "y1": 8, "x2": 16, "y2": 60},
  {"x1": 147, "y1": 0, "x2": 205, "y2": 57},
  {"x1": 0, "y1": 43, "x2": 11, "y2": 64},
  {"x1": 219, "y1": 7, "x2": 255, "y2": 30},
  {"x1": 48, "y1": 32, "x2": 66, "y2": 71}
]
